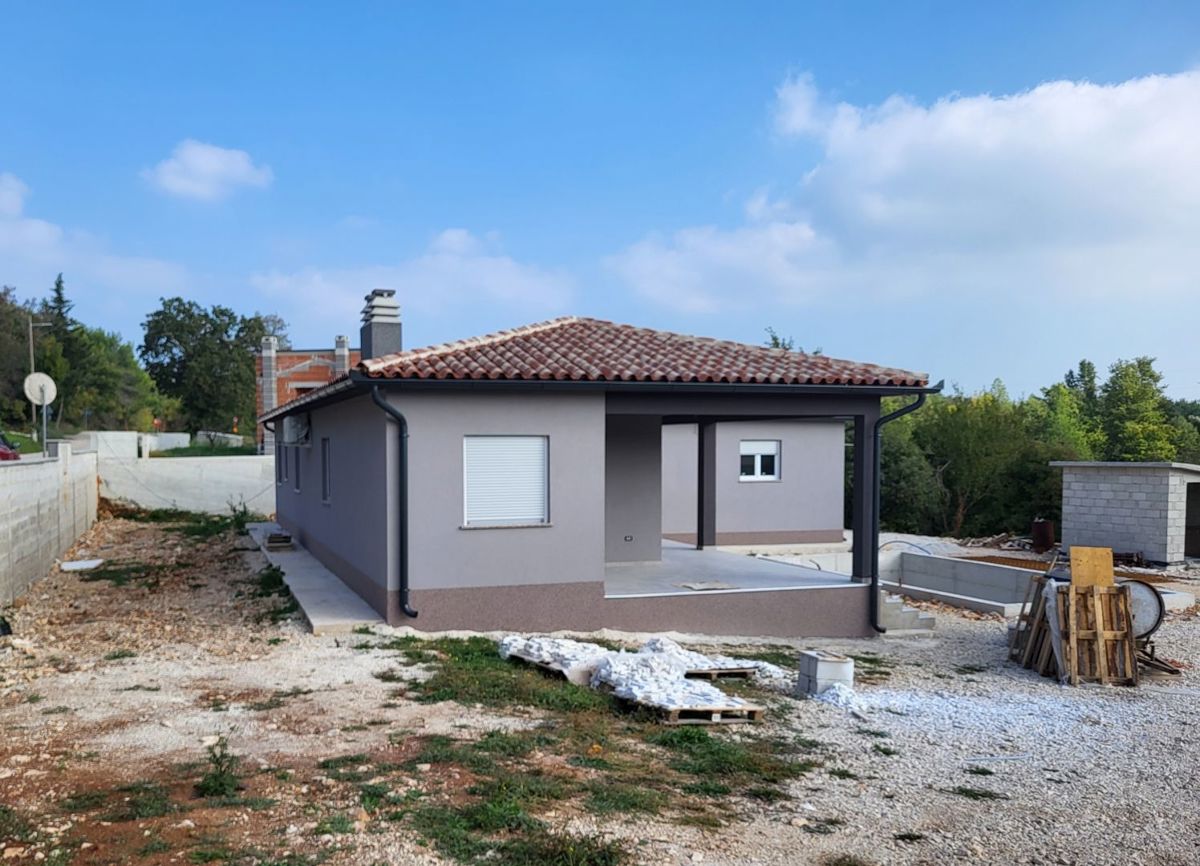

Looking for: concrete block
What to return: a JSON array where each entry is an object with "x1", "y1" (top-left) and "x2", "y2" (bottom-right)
[{"x1": 795, "y1": 650, "x2": 854, "y2": 697}]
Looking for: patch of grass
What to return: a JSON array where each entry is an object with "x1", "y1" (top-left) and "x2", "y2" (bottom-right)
[
  {"x1": 894, "y1": 831, "x2": 926, "y2": 843},
  {"x1": 722, "y1": 644, "x2": 798, "y2": 669},
  {"x1": 646, "y1": 726, "x2": 818, "y2": 791},
  {"x1": 953, "y1": 664, "x2": 988, "y2": 675},
  {"x1": 473, "y1": 729, "x2": 545, "y2": 757},
  {"x1": 745, "y1": 785, "x2": 788, "y2": 803},
  {"x1": 855, "y1": 727, "x2": 890, "y2": 738},
  {"x1": 0, "y1": 805, "x2": 32, "y2": 842},
  {"x1": 313, "y1": 813, "x2": 355, "y2": 835},
  {"x1": 568, "y1": 755, "x2": 612, "y2": 771},
  {"x1": 491, "y1": 831, "x2": 625, "y2": 866},
  {"x1": 6, "y1": 431, "x2": 39, "y2": 454},
  {"x1": 26, "y1": 692, "x2": 44, "y2": 703},
  {"x1": 189, "y1": 847, "x2": 236, "y2": 863},
  {"x1": 318, "y1": 753, "x2": 376, "y2": 782},
  {"x1": 153, "y1": 443, "x2": 256, "y2": 458},
  {"x1": 583, "y1": 780, "x2": 666, "y2": 815},
  {"x1": 61, "y1": 790, "x2": 108, "y2": 812},
  {"x1": 681, "y1": 780, "x2": 732, "y2": 797},
  {"x1": 79, "y1": 561, "x2": 163, "y2": 588},
  {"x1": 948, "y1": 785, "x2": 1008, "y2": 801},
  {"x1": 404, "y1": 637, "x2": 615, "y2": 714},
  {"x1": 117, "y1": 683, "x2": 161, "y2": 692},
  {"x1": 965, "y1": 765, "x2": 995, "y2": 776},
  {"x1": 848, "y1": 652, "x2": 894, "y2": 683},
  {"x1": 195, "y1": 736, "x2": 241, "y2": 798},
  {"x1": 107, "y1": 782, "x2": 176, "y2": 821},
  {"x1": 41, "y1": 705, "x2": 70, "y2": 715},
  {"x1": 828, "y1": 767, "x2": 859, "y2": 780},
  {"x1": 103, "y1": 648, "x2": 137, "y2": 661},
  {"x1": 872, "y1": 744, "x2": 899, "y2": 757},
  {"x1": 139, "y1": 837, "x2": 172, "y2": 856}
]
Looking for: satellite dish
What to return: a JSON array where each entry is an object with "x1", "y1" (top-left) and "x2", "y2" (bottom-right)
[{"x1": 24, "y1": 372, "x2": 57, "y2": 406}]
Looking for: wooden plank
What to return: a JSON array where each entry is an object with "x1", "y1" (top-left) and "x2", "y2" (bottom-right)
[
  {"x1": 684, "y1": 667, "x2": 758, "y2": 680},
  {"x1": 1021, "y1": 589, "x2": 1048, "y2": 669},
  {"x1": 1070, "y1": 547, "x2": 1115, "y2": 588},
  {"x1": 1089, "y1": 587, "x2": 1111, "y2": 683}
]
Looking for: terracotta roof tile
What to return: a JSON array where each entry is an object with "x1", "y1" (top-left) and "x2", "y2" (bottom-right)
[{"x1": 356, "y1": 317, "x2": 927, "y2": 387}]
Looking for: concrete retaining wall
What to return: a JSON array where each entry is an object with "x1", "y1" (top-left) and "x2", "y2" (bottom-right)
[
  {"x1": 100, "y1": 456, "x2": 275, "y2": 515},
  {"x1": 0, "y1": 445, "x2": 99, "y2": 604}
]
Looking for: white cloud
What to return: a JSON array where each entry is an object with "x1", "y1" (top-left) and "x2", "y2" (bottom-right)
[
  {"x1": 0, "y1": 172, "x2": 187, "y2": 300},
  {"x1": 251, "y1": 229, "x2": 574, "y2": 336},
  {"x1": 142, "y1": 139, "x2": 273, "y2": 201},
  {"x1": 612, "y1": 70, "x2": 1200, "y2": 310}
]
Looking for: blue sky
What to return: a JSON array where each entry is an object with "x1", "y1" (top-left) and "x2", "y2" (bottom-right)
[{"x1": 3, "y1": 2, "x2": 1199, "y2": 396}]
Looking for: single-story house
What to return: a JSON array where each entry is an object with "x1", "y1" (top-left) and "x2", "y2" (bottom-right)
[{"x1": 259, "y1": 290, "x2": 935, "y2": 638}]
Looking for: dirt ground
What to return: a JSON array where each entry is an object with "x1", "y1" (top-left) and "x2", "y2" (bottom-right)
[{"x1": 3, "y1": 514, "x2": 1200, "y2": 866}]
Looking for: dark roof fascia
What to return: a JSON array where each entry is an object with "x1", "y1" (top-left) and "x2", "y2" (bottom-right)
[
  {"x1": 353, "y1": 372, "x2": 942, "y2": 399},
  {"x1": 262, "y1": 374, "x2": 943, "y2": 424}
]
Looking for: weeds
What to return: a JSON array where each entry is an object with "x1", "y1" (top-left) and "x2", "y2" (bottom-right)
[
  {"x1": 106, "y1": 782, "x2": 176, "y2": 821},
  {"x1": 894, "y1": 831, "x2": 926, "y2": 843},
  {"x1": 948, "y1": 786, "x2": 1008, "y2": 801},
  {"x1": 803, "y1": 817, "x2": 846, "y2": 835},
  {"x1": 583, "y1": 781, "x2": 666, "y2": 815},
  {"x1": 195, "y1": 736, "x2": 241, "y2": 798},
  {"x1": 872, "y1": 744, "x2": 899, "y2": 757},
  {"x1": 965, "y1": 766, "x2": 995, "y2": 776},
  {"x1": 313, "y1": 813, "x2": 355, "y2": 835},
  {"x1": 103, "y1": 648, "x2": 137, "y2": 661},
  {"x1": 0, "y1": 806, "x2": 32, "y2": 842},
  {"x1": 828, "y1": 768, "x2": 859, "y2": 780},
  {"x1": 79, "y1": 561, "x2": 162, "y2": 588}
]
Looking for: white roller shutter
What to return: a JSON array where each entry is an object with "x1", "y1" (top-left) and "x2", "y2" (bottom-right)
[{"x1": 463, "y1": 435, "x2": 549, "y2": 525}]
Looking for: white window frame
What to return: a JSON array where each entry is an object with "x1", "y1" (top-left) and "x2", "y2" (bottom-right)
[
  {"x1": 739, "y1": 439, "x2": 780, "y2": 482},
  {"x1": 462, "y1": 435, "x2": 550, "y2": 527}
]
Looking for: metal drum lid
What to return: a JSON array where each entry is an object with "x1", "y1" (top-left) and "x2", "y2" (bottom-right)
[{"x1": 1119, "y1": 579, "x2": 1165, "y2": 640}]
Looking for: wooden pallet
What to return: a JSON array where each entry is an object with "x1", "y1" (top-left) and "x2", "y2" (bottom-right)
[
  {"x1": 1062, "y1": 584, "x2": 1138, "y2": 687},
  {"x1": 684, "y1": 667, "x2": 759, "y2": 680},
  {"x1": 653, "y1": 702, "x2": 765, "y2": 725},
  {"x1": 507, "y1": 652, "x2": 569, "y2": 678}
]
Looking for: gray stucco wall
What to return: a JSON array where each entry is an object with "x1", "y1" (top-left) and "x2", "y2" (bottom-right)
[
  {"x1": 1057, "y1": 462, "x2": 1200, "y2": 563},
  {"x1": 605, "y1": 415, "x2": 663, "y2": 563},
  {"x1": 275, "y1": 396, "x2": 392, "y2": 612},
  {"x1": 662, "y1": 420, "x2": 846, "y2": 543},
  {"x1": 397, "y1": 390, "x2": 607, "y2": 591}
]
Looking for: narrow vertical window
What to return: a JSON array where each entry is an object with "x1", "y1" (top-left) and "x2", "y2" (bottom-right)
[
  {"x1": 293, "y1": 446, "x2": 301, "y2": 493},
  {"x1": 275, "y1": 442, "x2": 283, "y2": 484},
  {"x1": 321, "y1": 437, "x2": 332, "y2": 503}
]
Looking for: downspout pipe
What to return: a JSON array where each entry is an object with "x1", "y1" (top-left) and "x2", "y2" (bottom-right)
[
  {"x1": 869, "y1": 380, "x2": 942, "y2": 633},
  {"x1": 370, "y1": 385, "x2": 418, "y2": 618}
]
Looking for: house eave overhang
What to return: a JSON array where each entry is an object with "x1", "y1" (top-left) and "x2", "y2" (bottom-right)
[{"x1": 259, "y1": 372, "x2": 942, "y2": 424}]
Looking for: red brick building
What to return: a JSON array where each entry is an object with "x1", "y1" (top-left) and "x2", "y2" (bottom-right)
[{"x1": 256, "y1": 336, "x2": 360, "y2": 451}]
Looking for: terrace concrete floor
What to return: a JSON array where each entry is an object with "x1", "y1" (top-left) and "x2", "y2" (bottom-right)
[{"x1": 604, "y1": 539, "x2": 857, "y2": 598}]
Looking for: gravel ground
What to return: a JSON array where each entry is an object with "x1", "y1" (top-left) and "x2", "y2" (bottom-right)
[{"x1": 2, "y1": 515, "x2": 1199, "y2": 865}]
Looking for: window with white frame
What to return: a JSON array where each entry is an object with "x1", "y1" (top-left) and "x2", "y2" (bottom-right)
[
  {"x1": 463, "y1": 435, "x2": 549, "y2": 526},
  {"x1": 739, "y1": 439, "x2": 780, "y2": 481}
]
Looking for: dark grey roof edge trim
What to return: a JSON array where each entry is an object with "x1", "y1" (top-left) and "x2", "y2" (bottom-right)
[{"x1": 260, "y1": 374, "x2": 944, "y2": 423}]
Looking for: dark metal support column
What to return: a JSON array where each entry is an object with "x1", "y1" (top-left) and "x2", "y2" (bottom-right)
[
  {"x1": 695, "y1": 421, "x2": 716, "y2": 548},
  {"x1": 850, "y1": 414, "x2": 875, "y2": 584}
]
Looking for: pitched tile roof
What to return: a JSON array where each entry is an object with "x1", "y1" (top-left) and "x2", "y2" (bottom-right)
[{"x1": 357, "y1": 316, "x2": 927, "y2": 387}]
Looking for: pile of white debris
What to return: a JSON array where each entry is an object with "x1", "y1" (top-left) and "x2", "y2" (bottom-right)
[{"x1": 498, "y1": 634, "x2": 791, "y2": 710}]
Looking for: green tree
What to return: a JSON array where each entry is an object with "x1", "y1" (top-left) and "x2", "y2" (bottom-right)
[
  {"x1": 1098, "y1": 357, "x2": 1175, "y2": 461},
  {"x1": 140, "y1": 298, "x2": 281, "y2": 434},
  {"x1": 877, "y1": 402, "x2": 941, "y2": 533}
]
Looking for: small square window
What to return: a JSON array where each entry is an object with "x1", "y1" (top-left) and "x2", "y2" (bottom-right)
[{"x1": 739, "y1": 440, "x2": 780, "y2": 481}]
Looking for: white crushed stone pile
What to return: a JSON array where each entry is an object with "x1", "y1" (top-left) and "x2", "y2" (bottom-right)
[
  {"x1": 812, "y1": 681, "x2": 863, "y2": 713},
  {"x1": 497, "y1": 634, "x2": 788, "y2": 709},
  {"x1": 591, "y1": 651, "x2": 745, "y2": 709}
]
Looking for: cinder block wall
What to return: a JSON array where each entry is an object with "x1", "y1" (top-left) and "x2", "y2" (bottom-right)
[
  {"x1": 0, "y1": 445, "x2": 99, "y2": 604},
  {"x1": 1059, "y1": 464, "x2": 1198, "y2": 563}
]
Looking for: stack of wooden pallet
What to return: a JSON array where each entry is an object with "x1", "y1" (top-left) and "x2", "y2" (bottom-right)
[{"x1": 1008, "y1": 547, "x2": 1139, "y2": 687}]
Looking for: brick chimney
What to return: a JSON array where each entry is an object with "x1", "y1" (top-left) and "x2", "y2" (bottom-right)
[{"x1": 360, "y1": 289, "x2": 402, "y2": 360}]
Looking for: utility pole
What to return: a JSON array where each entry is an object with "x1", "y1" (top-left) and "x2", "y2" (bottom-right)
[{"x1": 28, "y1": 314, "x2": 51, "y2": 429}]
